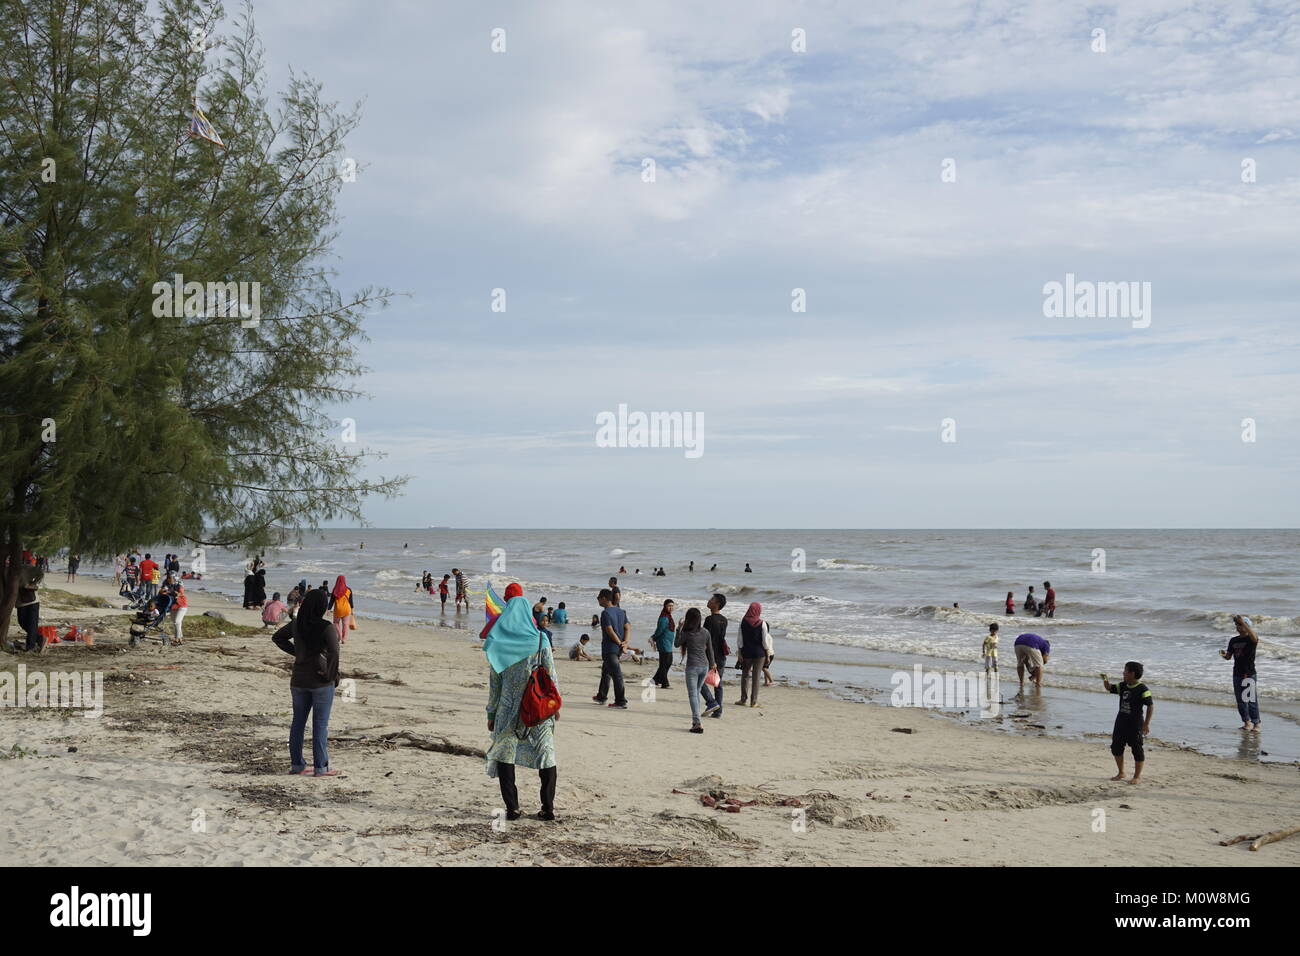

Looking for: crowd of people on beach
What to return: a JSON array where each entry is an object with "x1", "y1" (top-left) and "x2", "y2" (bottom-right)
[{"x1": 3, "y1": 548, "x2": 1272, "y2": 811}]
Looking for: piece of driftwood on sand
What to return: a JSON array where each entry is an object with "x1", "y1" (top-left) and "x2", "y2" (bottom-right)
[{"x1": 1218, "y1": 824, "x2": 1300, "y2": 850}]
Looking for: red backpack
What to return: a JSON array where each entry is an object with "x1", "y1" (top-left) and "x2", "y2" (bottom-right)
[{"x1": 518, "y1": 631, "x2": 562, "y2": 730}]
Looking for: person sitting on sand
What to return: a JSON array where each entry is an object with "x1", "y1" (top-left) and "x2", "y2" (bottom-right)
[
  {"x1": 485, "y1": 591, "x2": 559, "y2": 821},
  {"x1": 1102, "y1": 662, "x2": 1153, "y2": 784},
  {"x1": 272, "y1": 588, "x2": 342, "y2": 777},
  {"x1": 1014, "y1": 632, "x2": 1050, "y2": 689},
  {"x1": 262, "y1": 592, "x2": 287, "y2": 627},
  {"x1": 569, "y1": 634, "x2": 592, "y2": 661},
  {"x1": 619, "y1": 645, "x2": 645, "y2": 664}
]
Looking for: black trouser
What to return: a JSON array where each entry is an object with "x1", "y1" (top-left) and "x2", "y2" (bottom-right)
[
  {"x1": 1110, "y1": 721, "x2": 1144, "y2": 762},
  {"x1": 654, "y1": 650, "x2": 673, "y2": 687},
  {"x1": 498, "y1": 763, "x2": 557, "y2": 813},
  {"x1": 597, "y1": 651, "x2": 626, "y2": 704},
  {"x1": 17, "y1": 602, "x2": 40, "y2": 651}
]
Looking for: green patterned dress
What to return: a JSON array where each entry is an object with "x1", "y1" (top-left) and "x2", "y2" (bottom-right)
[{"x1": 485, "y1": 642, "x2": 558, "y2": 776}]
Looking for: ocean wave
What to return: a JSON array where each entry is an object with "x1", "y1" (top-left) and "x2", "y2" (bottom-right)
[
  {"x1": 609, "y1": 549, "x2": 638, "y2": 557},
  {"x1": 815, "y1": 558, "x2": 891, "y2": 571},
  {"x1": 897, "y1": 604, "x2": 1087, "y2": 627},
  {"x1": 374, "y1": 569, "x2": 417, "y2": 582}
]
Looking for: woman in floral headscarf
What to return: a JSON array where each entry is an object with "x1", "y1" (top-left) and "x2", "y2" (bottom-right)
[{"x1": 484, "y1": 586, "x2": 559, "y2": 821}]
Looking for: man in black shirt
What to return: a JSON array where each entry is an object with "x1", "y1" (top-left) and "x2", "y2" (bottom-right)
[
  {"x1": 1102, "y1": 661, "x2": 1154, "y2": 784},
  {"x1": 1221, "y1": 615, "x2": 1260, "y2": 730},
  {"x1": 700, "y1": 593, "x2": 728, "y2": 719}
]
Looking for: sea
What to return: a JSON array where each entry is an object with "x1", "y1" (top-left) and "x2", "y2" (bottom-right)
[{"x1": 90, "y1": 529, "x2": 1300, "y2": 763}]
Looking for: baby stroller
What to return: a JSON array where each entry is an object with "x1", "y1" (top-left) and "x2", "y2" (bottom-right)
[{"x1": 128, "y1": 592, "x2": 174, "y2": 646}]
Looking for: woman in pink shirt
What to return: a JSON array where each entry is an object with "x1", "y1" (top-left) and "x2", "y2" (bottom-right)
[{"x1": 263, "y1": 592, "x2": 288, "y2": 627}]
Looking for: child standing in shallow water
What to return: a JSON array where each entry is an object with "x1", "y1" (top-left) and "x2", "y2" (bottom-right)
[
  {"x1": 982, "y1": 623, "x2": 999, "y2": 674},
  {"x1": 1102, "y1": 662, "x2": 1154, "y2": 785}
]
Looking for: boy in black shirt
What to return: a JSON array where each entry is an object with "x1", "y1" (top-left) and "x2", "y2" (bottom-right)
[
  {"x1": 700, "y1": 593, "x2": 729, "y2": 719},
  {"x1": 1221, "y1": 615, "x2": 1260, "y2": 731},
  {"x1": 1102, "y1": 661, "x2": 1154, "y2": 784}
]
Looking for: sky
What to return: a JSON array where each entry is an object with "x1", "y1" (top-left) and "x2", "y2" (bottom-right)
[{"x1": 239, "y1": 0, "x2": 1300, "y2": 528}]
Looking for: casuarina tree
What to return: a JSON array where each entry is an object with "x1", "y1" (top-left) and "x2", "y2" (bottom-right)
[{"x1": 0, "y1": 0, "x2": 404, "y2": 643}]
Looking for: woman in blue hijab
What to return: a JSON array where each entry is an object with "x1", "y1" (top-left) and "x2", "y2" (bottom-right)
[{"x1": 484, "y1": 589, "x2": 559, "y2": 821}]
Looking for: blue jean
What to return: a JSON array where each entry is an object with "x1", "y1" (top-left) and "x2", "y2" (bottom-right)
[
  {"x1": 685, "y1": 665, "x2": 708, "y2": 724},
  {"x1": 701, "y1": 656, "x2": 726, "y2": 712},
  {"x1": 290, "y1": 684, "x2": 335, "y2": 772},
  {"x1": 1233, "y1": 674, "x2": 1260, "y2": 724}
]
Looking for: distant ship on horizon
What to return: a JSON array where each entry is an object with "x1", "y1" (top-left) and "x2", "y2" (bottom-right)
[{"x1": 427, "y1": 525, "x2": 451, "y2": 530}]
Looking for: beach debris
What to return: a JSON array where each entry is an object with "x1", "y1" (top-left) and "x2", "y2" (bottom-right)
[
  {"x1": 203, "y1": 611, "x2": 228, "y2": 621},
  {"x1": 652, "y1": 811, "x2": 757, "y2": 846},
  {"x1": 890, "y1": 727, "x2": 916, "y2": 734},
  {"x1": 1219, "y1": 824, "x2": 1300, "y2": 851},
  {"x1": 376, "y1": 730, "x2": 486, "y2": 759},
  {"x1": 339, "y1": 668, "x2": 406, "y2": 687}
]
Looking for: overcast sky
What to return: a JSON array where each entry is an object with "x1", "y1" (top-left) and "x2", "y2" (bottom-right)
[{"x1": 243, "y1": 0, "x2": 1299, "y2": 528}]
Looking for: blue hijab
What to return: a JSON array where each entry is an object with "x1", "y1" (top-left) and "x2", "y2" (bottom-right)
[{"x1": 484, "y1": 596, "x2": 543, "y2": 674}]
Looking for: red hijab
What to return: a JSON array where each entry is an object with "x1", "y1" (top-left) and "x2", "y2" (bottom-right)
[
  {"x1": 331, "y1": 575, "x2": 349, "y2": 599},
  {"x1": 742, "y1": 601, "x2": 762, "y2": 627},
  {"x1": 660, "y1": 599, "x2": 675, "y2": 631}
]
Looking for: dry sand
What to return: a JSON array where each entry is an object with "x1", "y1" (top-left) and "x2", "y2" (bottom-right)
[{"x1": 2, "y1": 576, "x2": 1297, "y2": 867}]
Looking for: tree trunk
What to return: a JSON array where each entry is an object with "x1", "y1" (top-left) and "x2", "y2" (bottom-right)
[{"x1": 0, "y1": 529, "x2": 20, "y2": 650}]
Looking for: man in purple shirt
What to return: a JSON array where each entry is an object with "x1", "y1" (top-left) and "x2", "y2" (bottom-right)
[{"x1": 1014, "y1": 633, "x2": 1051, "y2": 689}]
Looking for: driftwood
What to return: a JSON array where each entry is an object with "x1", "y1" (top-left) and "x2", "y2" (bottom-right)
[
  {"x1": 1219, "y1": 824, "x2": 1300, "y2": 850},
  {"x1": 378, "y1": 731, "x2": 485, "y2": 758}
]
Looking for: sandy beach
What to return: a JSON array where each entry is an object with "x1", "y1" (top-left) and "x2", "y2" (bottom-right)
[{"x1": 2, "y1": 576, "x2": 1298, "y2": 867}]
